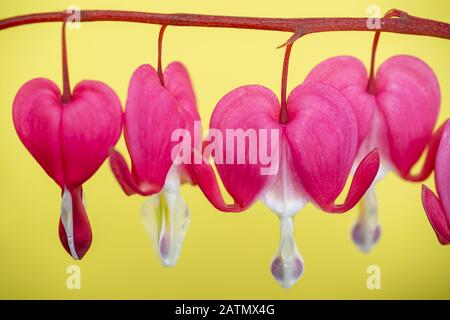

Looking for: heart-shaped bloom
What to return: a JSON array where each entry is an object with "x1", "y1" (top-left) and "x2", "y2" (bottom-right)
[
  {"x1": 13, "y1": 78, "x2": 123, "y2": 259},
  {"x1": 193, "y1": 82, "x2": 380, "y2": 287},
  {"x1": 305, "y1": 55, "x2": 441, "y2": 252},
  {"x1": 109, "y1": 62, "x2": 200, "y2": 267},
  {"x1": 422, "y1": 121, "x2": 450, "y2": 245}
]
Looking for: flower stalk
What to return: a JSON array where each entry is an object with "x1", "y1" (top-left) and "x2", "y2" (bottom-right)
[
  {"x1": 367, "y1": 9, "x2": 406, "y2": 93},
  {"x1": 157, "y1": 25, "x2": 167, "y2": 87},
  {"x1": 279, "y1": 43, "x2": 293, "y2": 124},
  {"x1": 61, "y1": 19, "x2": 71, "y2": 103}
]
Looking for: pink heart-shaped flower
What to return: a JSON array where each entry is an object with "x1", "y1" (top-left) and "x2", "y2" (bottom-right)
[
  {"x1": 305, "y1": 55, "x2": 442, "y2": 253},
  {"x1": 305, "y1": 55, "x2": 441, "y2": 180},
  {"x1": 110, "y1": 62, "x2": 200, "y2": 195},
  {"x1": 109, "y1": 61, "x2": 201, "y2": 267},
  {"x1": 193, "y1": 82, "x2": 379, "y2": 214},
  {"x1": 191, "y1": 81, "x2": 379, "y2": 288},
  {"x1": 13, "y1": 78, "x2": 122, "y2": 259}
]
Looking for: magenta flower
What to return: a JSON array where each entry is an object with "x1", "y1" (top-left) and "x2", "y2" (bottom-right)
[
  {"x1": 109, "y1": 62, "x2": 200, "y2": 266},
  {"x1": 305, "y1": 55, "x2": 441, "y2": 252},
  {"x1": 193, "y1": 82, "x2": 380, "y2": 287},
  {"x1": 422, "y1": 121, "x2": 450, "y2": 245},
  {"x1": 13, "y1": 79, "x2": 123, "y2": 259}
]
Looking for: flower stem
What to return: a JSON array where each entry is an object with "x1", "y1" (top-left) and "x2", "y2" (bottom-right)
[
  {"x1": 157, "y1": 25, "x2": 167, "y2": 87},
  {"x1": 367, "y1": 9, "x2": 407, "y2": 93},
  {"x1": 0, "y1": 10, "x2": 448, "y2": 40},
  {"x1": 61, "y1": 18, "x2": 71, "y2": 104},
  {"x1": 279, "y1": 43, "x2": 293, "y2": 124}
]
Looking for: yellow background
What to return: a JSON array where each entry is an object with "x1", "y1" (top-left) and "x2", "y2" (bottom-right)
[{"x1": 0, "y1": 0, "x2": 449, "y2": 299}]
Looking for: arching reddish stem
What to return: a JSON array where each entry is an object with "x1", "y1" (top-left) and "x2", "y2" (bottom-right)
[
  {"x1": 0, "y1": 10, "x2": 448, "y2": 40},
  {"x1": 279, "y1": 43, "x2": 292, "y2": 124},
  {"x1": 157, "y1": 25, "x2": 167, "y2": 87},
  {"x1": 61, "y1": 18, "x2": 71, "y2": 103}
]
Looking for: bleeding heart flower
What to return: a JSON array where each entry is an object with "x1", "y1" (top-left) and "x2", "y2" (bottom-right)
[
  {"x1": 192, "y1": 82, "x2": 380, "y2": 288},
  {"x1": 305, "y1": 55, "x2": 442, "y2": 253},
  {"x1": 13, "y1": 78, "x2": 123, "y2": 259},
  {"x1": 109, "y1": 61, "x2": 200, "y2": 267},
  {"x1": 422, "y1": 121, "x2": 450, "y2": 245}
]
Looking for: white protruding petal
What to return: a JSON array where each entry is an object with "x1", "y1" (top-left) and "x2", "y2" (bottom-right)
[
  {"x1": 164, "y1": 164, "x2": 181, "y2": 193},
  {"x1": 141, "y1": 165, "x2": 190, "y2": 267},
  {"x1": 350, "y1": 110, "x2": 387, "y2": 253},
  {"x1": 60, "y1": 187, "x2": 79, "y2": 260},
  {"x1": 351, "y1": 186, "x2": 381, "y2": 253},
  {"x1": 270, "y1": 217, "x2": 304, "y2": 288}
]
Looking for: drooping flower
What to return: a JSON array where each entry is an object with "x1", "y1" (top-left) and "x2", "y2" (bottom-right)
[
  {"x1": 305, "y1": 55, "x2": 442, "y2": 252},
  {"x1": 13, "y1": 78, "x2": 123, "y2": 259},
  {"x1": 422, "y1": 121, "x2": 450, "y2": 245},
  {"x1": 192, "y1": 82, "x2": 380, "y2": 288},
  {"x1": 109, "y1": 62, "x2": 200, "y2": 267},
  {"x1": 13, "y1": 20, "x2": 123, "y2": 260}
]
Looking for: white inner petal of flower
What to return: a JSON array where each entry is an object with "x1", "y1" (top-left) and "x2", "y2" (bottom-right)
[
  {"x1": 261, "y1": 140, "x2": 309, "y2": 217},
  {"x1": 141, "y1": 165, "x2": 190, "y2": 267},
  {"x1": 352, "y1": 186, "x2": 381, "y2": 253},
  {"x1": 60, "y1": 187, "x2": 79, "y2": 260},
  {"x1": 353, "y1": 109, "x2": 391, "y2": 182}
]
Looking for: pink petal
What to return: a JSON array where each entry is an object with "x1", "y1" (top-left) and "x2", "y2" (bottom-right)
[
  {"x1": 323, "y1": 149, "x2": 380, "y2": 213},
  {"x1": 61, "y1": 81, "x2": 123, "y2": 187},
  {"x1": 435, "y1": 121, "x2": 450, "y2": 223},
  {"x1": 164, "y1": 61, "x2": 200, "y2": 125},
  {"x1": 164, "y1": 61, "x2": 201, "y2": 184},
  {"x1": 13, "y1": 78, "x2": 65, "y2": 187},
  {"x1": 121, "y1": 64, "x2": 182, "y2": 193},
  {"x1": 108, "y1": 149, "x2": 162, "y2": 196},
  {"x1": 420, "y1": 122, "x2": 450, "y2": 245},
  {"x1": 304, "y1": 56, "x2": 376, "y2": 146},
  {"x1": 422, "y1": 185, "x2": 450, "y2": 245},
  {"x1": 58, "y1": 187, "x2": 92, "y2": 259},
  {"x1": 375, "y1": 55, "x2": 440, "y2": 176},
  {"x1": 197, "y1": 85, "x2": 281, "y2": 210},
  {"x1": 285, "y1": 82, "x2": 361, "y2": 211},
  {"x1": 190, "y1": 151, "x2": 245, "y2": 212},
  {"x1": 404, "y1": 120, "x2": 449, "y2": 182}
]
